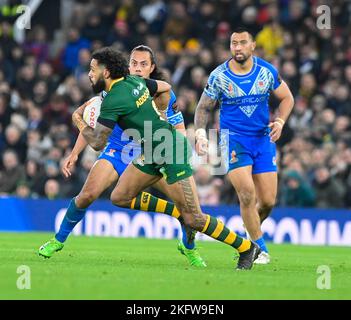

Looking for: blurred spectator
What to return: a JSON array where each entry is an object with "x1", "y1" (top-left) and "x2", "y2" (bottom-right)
[
  {"x1": 24, "y1": 25, "x2": 49, "y2": 64},
  {"x1": 81, "y1": 12, "x2": 109, "y2": 42},
  {"x1": 0, "y1": 149, "x2": 25, "y2": 194},
  {"x1": 256, "y1": 20, "x2": 284, "y2": 59},
  {"x1": 312, "y1": 166, "x2": 346, "y2": 208},
  {"x1": 3, "y1": 124, "x2": 27, "y2": 162},
  {"x1": 44, "y1": 179, "x2": 61, "y2": 200},
  {"x1": 43, "y1": 94, "x2": 72, "y2": 128},
  {"x1": 280, "y1": 170, "x2": 315, "y2": 207},
  {"x1": 62, "y1": 28, "x2": 91, "y2": 72},
  {"x1": 15, "y1": 181, "x2": 32, "y2": 198}
]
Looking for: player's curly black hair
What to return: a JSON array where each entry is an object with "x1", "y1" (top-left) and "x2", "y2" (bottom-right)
[
  {"x1": 92, "y1": 47, "x2": 129, "y2": 79},
  {"x1": 131, "y1": 45, "x2": 166, "y2": 81}
]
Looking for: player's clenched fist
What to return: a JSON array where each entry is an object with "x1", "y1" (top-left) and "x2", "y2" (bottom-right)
[
  {"x1": 195, "y1": 128, "x2": 209, "y2": 156},
  {"x1": 268, "y1": 117, "x2": 285, "y2": 142}
]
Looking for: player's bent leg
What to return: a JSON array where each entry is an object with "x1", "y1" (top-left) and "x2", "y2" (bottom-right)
[
  {"x1": 75, "y1": 159, "x2": 119, "y2": 209},
  {"x1": 228, "y1": 166, "x2": 262, "y2": 240},
  {"x1": 38, "y1": 160, "x2": 119, "y2": 258},
  {"x1": 169, "y1": 176, "x2": 260, "y2": 270},
  {"x1": 110, "y1": 163, "x2": 161, "y2": 208}
]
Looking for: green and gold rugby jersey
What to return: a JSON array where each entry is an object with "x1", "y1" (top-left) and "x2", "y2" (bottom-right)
[
  {"x1": 98, "y1": 75, "x2": 173, "y2": 139},
  {"x1": 97, "y1": 75, "x2": 193, "y2": 184}
]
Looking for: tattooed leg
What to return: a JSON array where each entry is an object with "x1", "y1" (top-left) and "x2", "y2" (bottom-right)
[{"x1": 172, "y1": 177, "x2": 252, "y2": 253}]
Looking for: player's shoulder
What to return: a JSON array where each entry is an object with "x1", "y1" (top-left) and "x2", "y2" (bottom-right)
[
  {"x1": 125, "y1": 74, "x2": 146, "y2": 86},
  {"x1": 209, "y1": 61, "x2": 229, "y2": 79},
  {"x1": 255, "y1": 56, "x2": 278, "y2": 74}
]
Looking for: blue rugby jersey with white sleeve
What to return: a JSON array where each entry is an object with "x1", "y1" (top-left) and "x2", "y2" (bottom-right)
[{"x1": 204, "y1": 56, "x2": 281, "y2": 136}]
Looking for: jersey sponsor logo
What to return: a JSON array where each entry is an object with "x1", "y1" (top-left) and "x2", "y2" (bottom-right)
[
  {"x1": 228, "y1": 83, "x2": 233, "y2": 95},
  {"x1": 132, "y1": 89, "x2": 140, "y2": 97},
  {"x1": 229, "y1": 150, "x2": 238, "y2": 164},
  {"x1": 272, "y1": 156, "x2": 277, "y2": 166},
  {"x1": 160, "y1": 167, "x2": 167, "y2": 179},
  {"x1": 142, "y1": 192, "x2": 150, "y2": 203},
  {"x1": 239, "y1": 104, "x2": 258, "y2": 118},
  {"x1": 240, "y1": 80, "x2": 251, "y2": 84},
  {"x1": 176, "y1": 170, "x2": 186, "y2": 177},
  {"x1": 105, "y1": 148, "x2": 116, "y2": 157},
  {"x1": 136, "y1": 89, "x2": 150, "y2": 107},
  {"x1": 135, "y1": 154, "x2": 145, "y2": 166}
]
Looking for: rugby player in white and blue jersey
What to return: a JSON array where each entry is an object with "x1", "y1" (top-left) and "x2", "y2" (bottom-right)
[
  {"x1": 195, "y1": 29, "x2": 294, "y2": 264},
  {"x1": 39, "y1": 46, "x2": 206, "y2": 267}
]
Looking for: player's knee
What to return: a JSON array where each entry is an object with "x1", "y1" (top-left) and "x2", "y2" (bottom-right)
[
  {"x1": 110, "y1": 192, "x2": 132, "y2": 208},
  {"x1": 76, "y1": 190, "x2": 99, "y2": 207},
  {"x1": 258, "y1": 199, "x2": 275, "y2": 216},
  {"x1": 238, "y1": 189, "x2": 255, "y2": 207}
]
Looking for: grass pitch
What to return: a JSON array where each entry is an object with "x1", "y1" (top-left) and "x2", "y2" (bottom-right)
[{"x1": 0, "y1": 232, "x2": 350, "y2": 300}]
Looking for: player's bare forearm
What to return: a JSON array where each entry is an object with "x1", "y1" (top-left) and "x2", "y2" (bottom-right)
[
  {"x1": 81, "y1": 123, "x2": 112, "y2": 151},
  {"x1": 273, "y1": 81, "x2": 294, "y2": 122},
  {"x1": 154, "y1": 90, "x2": 170, "y2": 111},
  {"x1": 276, "y1": 95, "x2": 294, "y2": 123},
  {"x1": 72, "y1": 111, "x2": 112, "y2": 151},
  {"x1": 71, "y1": 132, "x2": 88, "y2": 156},
  {"x1": 194, "y1": 93, "x2": 217, "y2": 131},
  {"x1": 174, "y1": 122, "x2": 186, "y2": 136}
]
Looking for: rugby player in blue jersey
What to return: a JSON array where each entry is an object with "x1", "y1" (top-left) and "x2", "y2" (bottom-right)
[
  {"x1": 195, "y1": 28, "x2": 294, "y2": 264},
  {"x1": 38, "y1": 45, "x2": 206, "y2": 267}
]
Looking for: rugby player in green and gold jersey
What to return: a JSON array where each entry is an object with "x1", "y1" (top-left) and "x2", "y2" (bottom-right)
[
  {"x1": 38, "y1": 46, "x2": 205, "y2": 267},
  {"x1": 73, "y1": 47, "x2": 260, "y2": 270}
]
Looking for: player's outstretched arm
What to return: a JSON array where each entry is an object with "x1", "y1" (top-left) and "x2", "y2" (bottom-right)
[
  {"x1": 72, "y1": 107, "x2": 112, "y2": 151},
  {"x1": 62, "y1": 101, "x2": 91, "y2": 178},
  {"x1": 194, "y1": 93, "x2": 217, "y2": 155},
  {"x1": 61, "y1": 133, "x2": 88, "y2": 178},
  {"x1": 269, "y1": 81, "x2": 294, "y2": 142}
]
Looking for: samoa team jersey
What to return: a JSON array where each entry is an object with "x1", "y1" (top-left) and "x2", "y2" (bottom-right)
[
  {"x1": 204, "y1": 56, "x2": 282, "y2": 136},
  {"x1": 101, "y1": 85, "x2": 183, "y2": 152}
]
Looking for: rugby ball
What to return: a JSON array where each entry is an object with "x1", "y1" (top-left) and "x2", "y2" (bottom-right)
[{"x1": 83, "y1": 95, "x2": 102, "y2": 128}]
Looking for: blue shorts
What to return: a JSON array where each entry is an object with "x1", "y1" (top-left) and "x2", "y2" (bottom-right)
[
  {"x1": 98, "y1": 142, "x2": 141, "y2": 176},
  {"x1": 221, "y1": 133, "x2": 277, "y2": 174}
]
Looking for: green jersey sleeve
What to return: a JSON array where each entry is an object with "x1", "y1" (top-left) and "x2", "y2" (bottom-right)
[{"x1": 97, "y1": 93, "x2": 129, "y2": 129}]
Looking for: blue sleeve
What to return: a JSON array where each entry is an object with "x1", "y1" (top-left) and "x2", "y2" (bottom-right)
[
  {"x1": 268, "y1": 64, "x2": 282, "y2": 91},
  {"x1": 204, "y1": 70, "x2": 221, "y2": 100},
  {"x1": 166, "y1": 90, "x2": 184, "y2": 126}
]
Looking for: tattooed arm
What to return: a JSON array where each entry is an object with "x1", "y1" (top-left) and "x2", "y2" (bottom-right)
[
  {"x1": 72, "y1": 108, "x2": 112, "y2": 151},
  {"x1": 194, "y1": 92, "x2": 218, "y2": 132},
  {"x1": 194, "y1": 93, "x2": 218, "y2": 155}
]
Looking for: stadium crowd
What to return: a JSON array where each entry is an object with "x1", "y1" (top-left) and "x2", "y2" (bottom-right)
[{"x1": 0, "y1": 0, "x2": 350, "y2": 208}]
